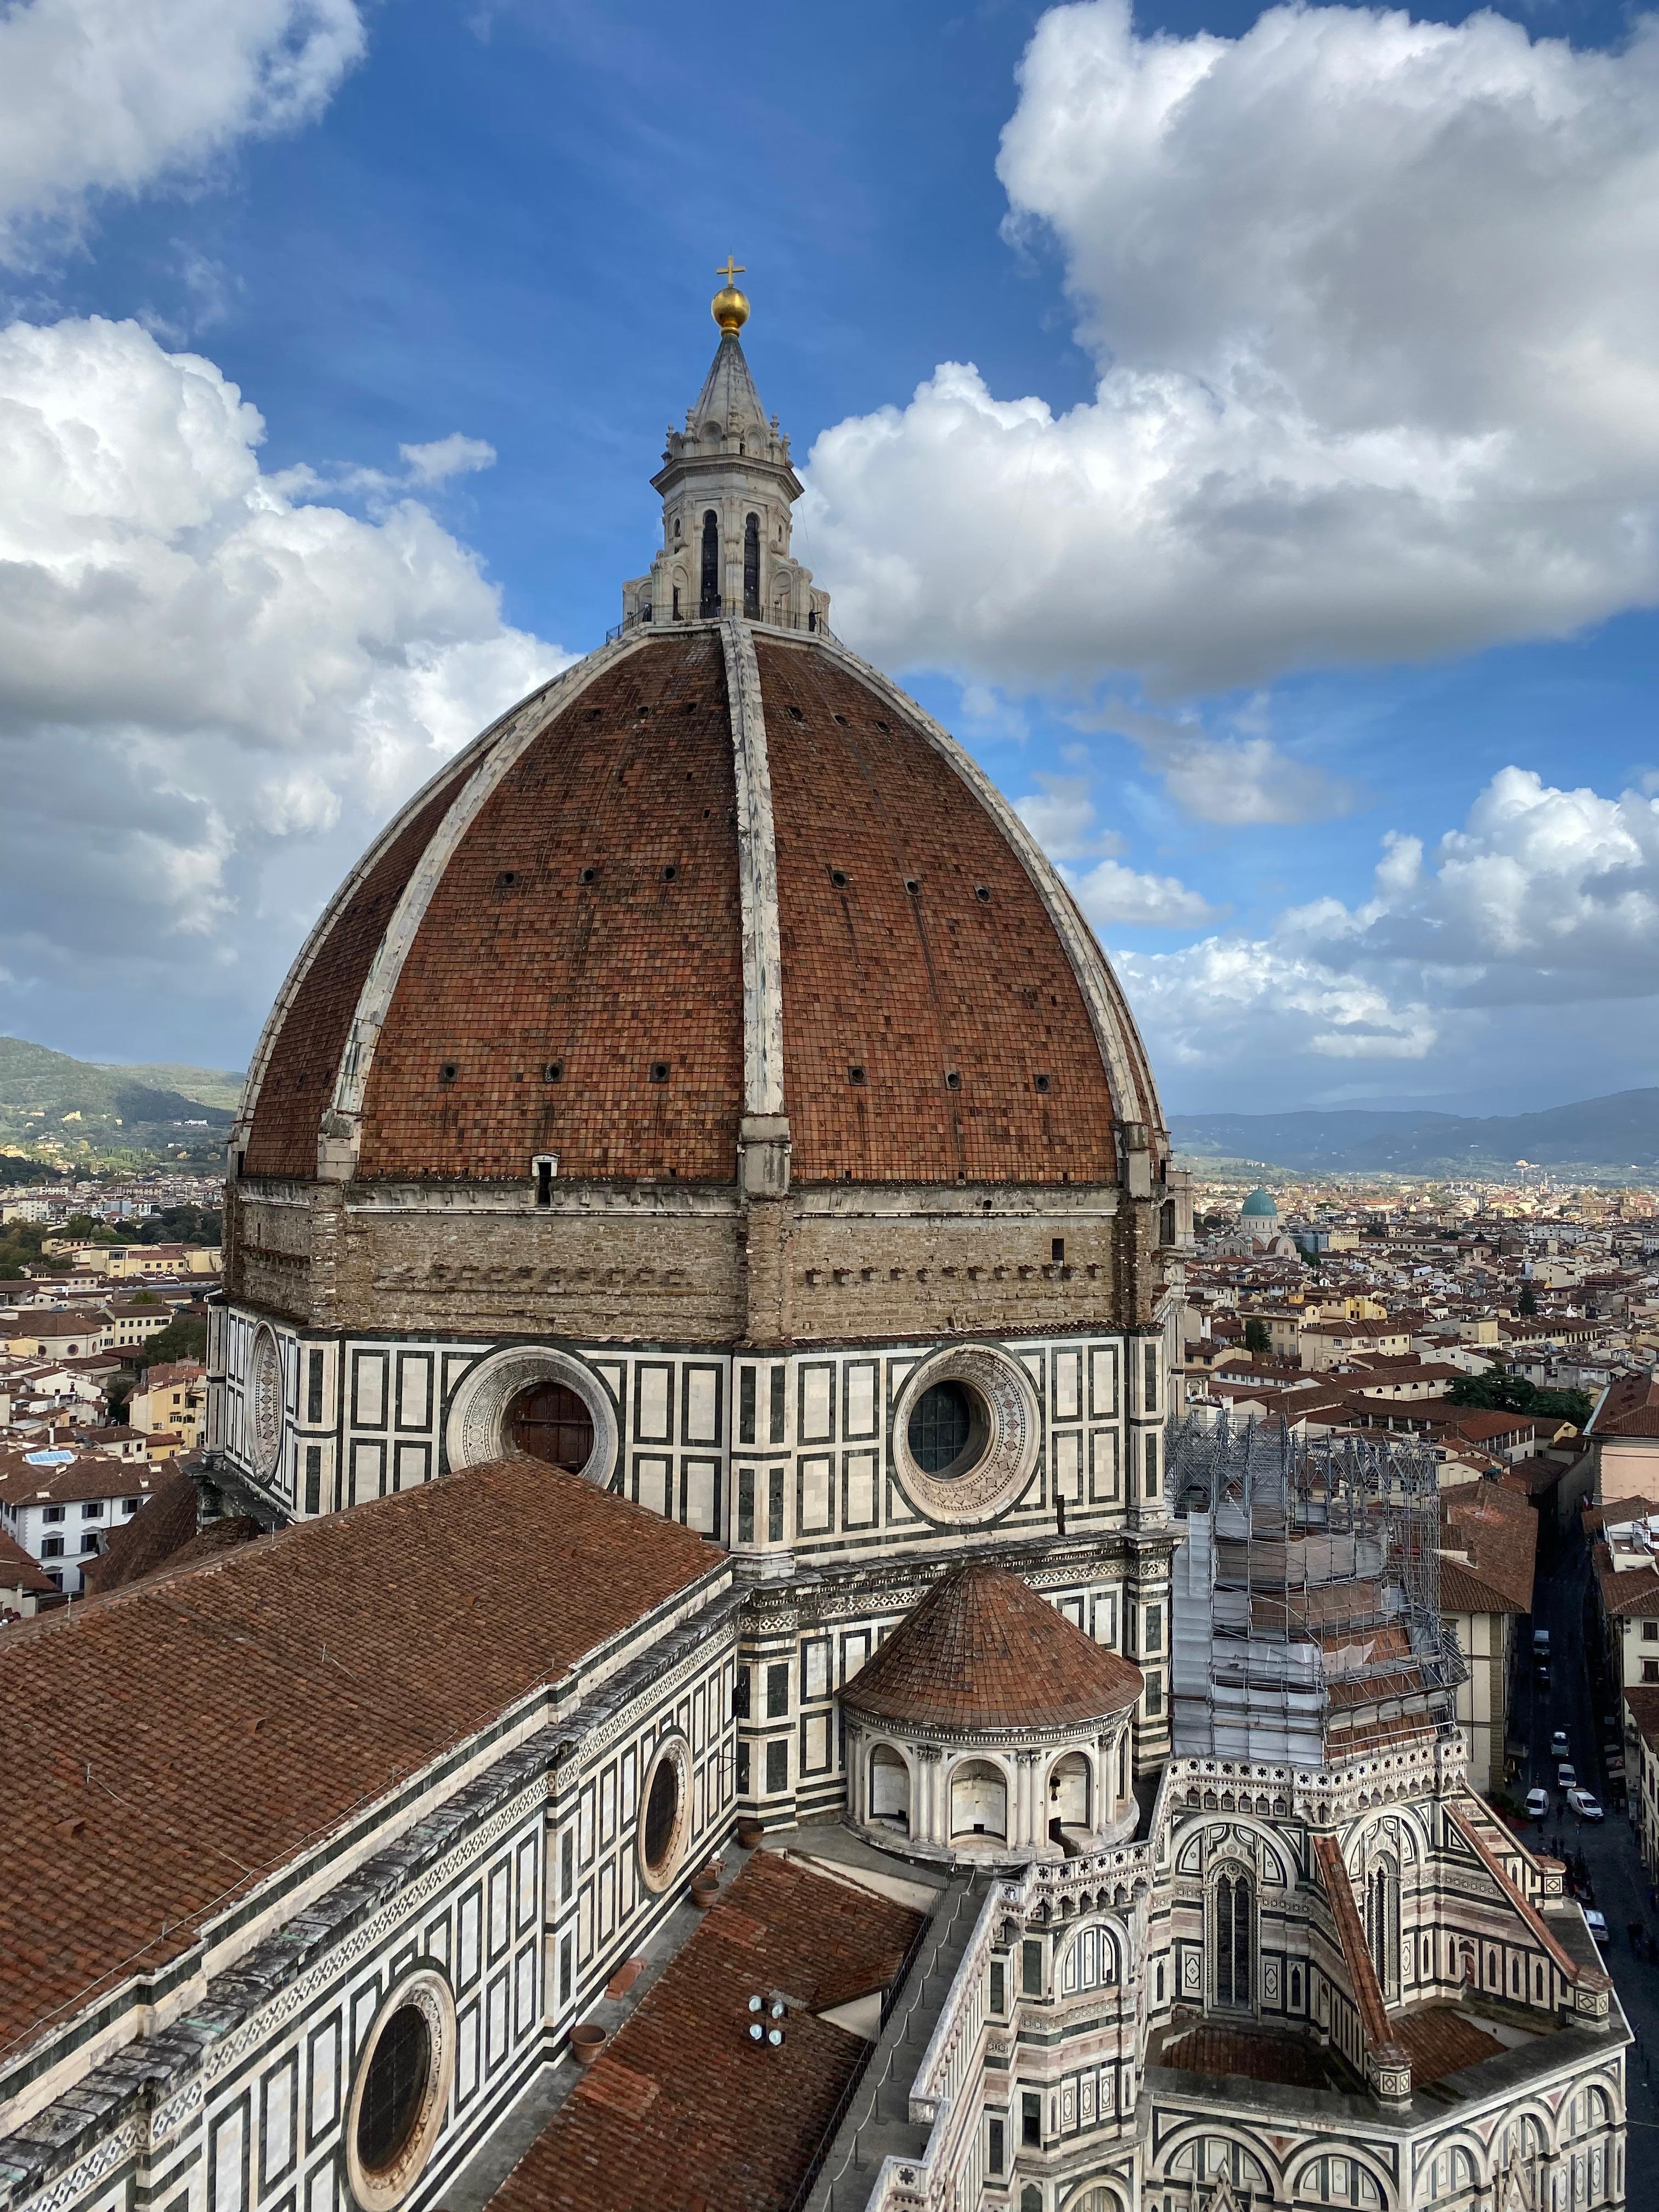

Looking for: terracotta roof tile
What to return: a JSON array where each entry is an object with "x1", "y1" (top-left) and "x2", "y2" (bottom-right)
[
  {"x1": 0, "y1": 1457, "x2": 719, "y2": 2061},
  {"x1": 841, "y1": 1560, "x2": 1143, "y2": 1731},
  {"x1": 758, "y1": 641, "x2": 1122, "y2": 1183},
  {"x1": 246, "y1": 629, "x2": 1159, "y2": 1189},
  {"x1": 0, "y1": 1527, "x2": 54, "y2": 1596},
  {"x1": 1388, "y1": 2005, "x2": 1504, "y2": 2084},
  {"x1": 80, "y1": 1471, "x2": 261, "y2": 1596},
  {"x1": 488, "y1": 1852, "x2": 923, "y2": 2212}
]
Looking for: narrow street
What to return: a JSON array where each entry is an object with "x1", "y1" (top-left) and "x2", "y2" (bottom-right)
[{"x1": 1519, "y1": 1522, "x2": 1659, "y2": 2190}]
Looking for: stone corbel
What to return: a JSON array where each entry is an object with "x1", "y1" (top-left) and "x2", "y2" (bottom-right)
[{"x1": 739, "y1": 1114, "x2": 792, "y2": 1198}]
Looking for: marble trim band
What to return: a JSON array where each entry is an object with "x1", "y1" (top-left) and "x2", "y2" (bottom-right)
[{"x1": 720, "y1": 618, "x2": 786, "y2": 1120}]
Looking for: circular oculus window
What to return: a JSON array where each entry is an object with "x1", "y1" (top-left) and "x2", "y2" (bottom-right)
[
  {"x1": 444, "y1": 1346, "x2": 616, "y2": 1482},
  {"x1": 345, "y1": 1968, "x2": 456, "y2": 2212},
  {"x1": 636, "y1": 1730, "x2": 693, "y2": 1894},
  {"x1": 891, "y1": 1346, "x2": 1040, "y2": 1525},
  {"x1": 249, "y1": 1323, "x2": 284, "y2": 1482}
]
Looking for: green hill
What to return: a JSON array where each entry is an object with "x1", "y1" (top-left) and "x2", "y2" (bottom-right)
[
  {"x1": 1170, "y1": 1089, "x2": 1659, "y2": 1176},
  {"x1": 0, "y1": 1036, "x2": 242, "y2": 1158}
]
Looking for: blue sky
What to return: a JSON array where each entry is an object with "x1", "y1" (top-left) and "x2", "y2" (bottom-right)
[{"x1": 2, "y1": 0, "x2": 1657, "y2": 1115}]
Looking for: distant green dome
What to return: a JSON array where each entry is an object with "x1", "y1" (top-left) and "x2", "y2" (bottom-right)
[{"x1": 1240, "y1": 1188, "x2": 1278, "y2": 1217}]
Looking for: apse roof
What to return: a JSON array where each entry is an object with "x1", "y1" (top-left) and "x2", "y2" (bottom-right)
[{"x1": 841, "y1": 1559, "x2": 1144, "y2": 1734}]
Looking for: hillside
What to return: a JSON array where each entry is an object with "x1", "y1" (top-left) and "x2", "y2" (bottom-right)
[
  {"x1": 1171, "y1": 1089, "x2": 1659, "y2": 1175},
  {"x1": 0, "y1": 1036, "x2": 241, "y2": 1157}
]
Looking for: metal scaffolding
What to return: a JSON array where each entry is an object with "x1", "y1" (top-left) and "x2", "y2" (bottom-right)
[{"x1": 1168, "y1": 1410, "x2": 1464, "y2": 1767}]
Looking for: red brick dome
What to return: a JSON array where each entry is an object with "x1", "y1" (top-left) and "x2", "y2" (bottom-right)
[{"x1": 235, "y1": 622, "x2": 1163, "y2": 1188}]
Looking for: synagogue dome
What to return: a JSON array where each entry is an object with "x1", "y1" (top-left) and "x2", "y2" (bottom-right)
[
  {"x1": 1240, "y1": 1187, "x2": 1278, "y2": 1218},
  {"x1": 232, "y1": 295, "x2": 1164, "y2": 1197}
]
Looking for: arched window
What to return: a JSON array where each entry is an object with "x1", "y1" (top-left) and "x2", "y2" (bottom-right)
[
  {"x1": 743, "y1": 511, "x2": 760, "y2": 618},
  {"x1": 1367, "y1": 1853, "x2": 1401, "y2": 1998},
  {"x1": 699, "y1": 511, "x2": 719, "y2": 616},
  {"x1": 1048, "y1": 1751, "x2": 1090, "y2": 1838},
  {"x1": 869, "y1": 1745, "x2": 910, "y2": 1832},
  {"x1": 950, "y1": 1759, "x2": 1007, "y2": 1841},
  {"x1": 1213, "y1": 1869, "x2": 1252, "y2": 2008},
  {"x1": 1169, "y1": 2140, "x2": 1270, "y2": 2193},
  {"x1": 1061, "y1": 1923, "x2": 1116, "y2": 1996}
]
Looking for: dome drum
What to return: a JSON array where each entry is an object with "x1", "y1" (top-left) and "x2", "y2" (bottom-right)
[{"x1": 836, "y1": 1559, "x2": 1146, "y2": 1865}]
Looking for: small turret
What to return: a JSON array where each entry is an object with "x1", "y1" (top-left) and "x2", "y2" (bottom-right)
[{"x1": 620, "y1": 260, "x2": 829, "y2": 635}]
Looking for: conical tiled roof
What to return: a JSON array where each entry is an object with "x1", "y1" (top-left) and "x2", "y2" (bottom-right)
[
  {"x1": 690, "y1": 330, "x2": 770, "y2": 443},
  {"x1": 843, "y1": 1561, "x2": 1144, "y2": 1733}
]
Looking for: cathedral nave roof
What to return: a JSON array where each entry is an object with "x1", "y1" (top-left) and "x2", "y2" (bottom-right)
[{"x1": 0, "y1": 1457, "x2": 720, "y2": 2061}]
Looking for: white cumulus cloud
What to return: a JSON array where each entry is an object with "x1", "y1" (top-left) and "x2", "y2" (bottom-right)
[
  {"x1": 0, "y1": 0, "x2": 365, "y2": 261},
  {"x1": 0, "y1": 315, "x2": 567, "y2": 1006},
  {"x1": 803, "y1": 0, "x2": 1659, "y2": 697},
  {"x1": 399, "y1": 433, "x2": 498, "y2": 486},
  {"x1": 1112, "y1": 764, "x2": 1659, "y2": 1086},
  {"x1": 1014, "y1": 771, "x2": 1220, "y2": 923}
]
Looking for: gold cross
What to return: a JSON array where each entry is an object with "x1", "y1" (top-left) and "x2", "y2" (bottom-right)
[{"x1": 716, "y1": 255, "x2": 745, "y2": 285}]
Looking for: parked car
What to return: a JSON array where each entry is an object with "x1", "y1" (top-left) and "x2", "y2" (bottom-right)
[
  {"x1": 1534, "y1": 1628, "x2": 1551, "y2": 1656},
  {"x1": 1551, "y1": 1730, "x2": 1571, "y2": 1759},
  {"x1": 1585, "y1": 1908, "x2": 1610, "y2": 1947},
  {"x1": 1568, "y1": 1789, "x2": 1604, "y2": 1821},
  {"x1": 1525, "y1": 1787, "x2": 1550, "y2": 1819},
  {"x1": 1535, "y1": 1662, "x2": 1550, "y2": 1686},
  {"x1": 1558, "y1": 1763, "x2": 1577, "y2": 1789}
]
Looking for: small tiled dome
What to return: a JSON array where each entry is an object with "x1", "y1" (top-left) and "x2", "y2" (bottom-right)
[{"x1": 843, "y1": 1560, "x2": 1143, "y2": 1733}]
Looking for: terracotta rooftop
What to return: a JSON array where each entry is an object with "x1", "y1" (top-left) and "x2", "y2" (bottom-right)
[
  {"x1": 0, "y1": 1527, "x2": 54, "y2": 1598},
  {"x1": 1438, "y1": 1483, "x2": 1537, "y2": 1616},
  {"x1": 241, "y1": 628, "x2": 1158, "y2": 1188},
  {"x1": 0, "y1": 1456, "x2": 720, "y2": 2062},
  {"x1": 77, "y1": 1467, "x2": 250, "y2": 1596},
  {"x1": 0, "y1": 1448, "x2": 156, "y2": 1507},
  {"x1": 1590, "y1": 1371, "x2": 1659, "y2": 1439},
  {"x1": 1592, "y1": 1544, "x2": 1659, "y2": 1619},
  {"x1": 487, "y1": 1850, "x2": 924, "y2": 2212},
  {"x1": 1386, "y1": 2005, "x2": 1506, "y2": 2084},
  {"x1": 1624, "y1": 1685, "x2": 1659, "y2": 1747},
  {"x1": 840, "y1": 1560, "x2": 1143, "y2": 1733},
  {"x1": 1156, "y1": 2020, "x2": 1348, "y2": 2092}
]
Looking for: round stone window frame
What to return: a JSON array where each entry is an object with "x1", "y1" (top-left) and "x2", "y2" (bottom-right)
[
  {"x1": 444, "y1": 1346, "x2": 617, "y2": 1483},
  {"x1": 249, "y1": 1322, "x2": 284, "y2": 1483},
  {"x1": 636, "y1": 1728, "x2": 694, "y2": 1895},
  {"x1": 343, "y1": 1966, "x2": 456, "y2": 2212},
  {"x1": 890, "y1": 1344, "x2": 1041, "y2": 1526}
]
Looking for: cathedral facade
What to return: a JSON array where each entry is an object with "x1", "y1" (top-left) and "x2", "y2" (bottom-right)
[{"x1": 0, "y1": 280, "x2": 1628, "y2": 2212}]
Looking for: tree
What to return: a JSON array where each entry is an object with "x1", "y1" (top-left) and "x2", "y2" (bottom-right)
[
  {"x1": 58, "y1": 1214, "x2": 120, "y2": 1242},
  {"x1": 139, "y1": 1313, "x2": 207, "y2": 1367},
  {"x1": 1518, "y1": 1281, "x2": 1539, "y2": 1316},
  {"x1": 1447, "y1": 1371, "x2": 1592, "y2": 1429},
  {"x1": 1243, "y1": 1317, "x2": 1272, "y2": 1357}
]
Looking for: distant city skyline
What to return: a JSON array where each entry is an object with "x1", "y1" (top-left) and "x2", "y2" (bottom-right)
[{"x1": 3, "y1": 0, "x2": 1658, "y2": 1114}]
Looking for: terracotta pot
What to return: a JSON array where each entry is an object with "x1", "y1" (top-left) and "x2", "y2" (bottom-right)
[
  {"x1": 690, "y1": 1881, "x2": 719, "y2": 1909},
  {"x1": 736, "y1": 1819, "x2": 765, "y2": 1849},
  {"x1": 569, "y1": 2024, "x2": 606, "y2": 2066}
]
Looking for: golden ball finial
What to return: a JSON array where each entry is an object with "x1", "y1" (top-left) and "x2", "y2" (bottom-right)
[{"x1": 712, "y1": 253, "x2": 749, "y2": 335}]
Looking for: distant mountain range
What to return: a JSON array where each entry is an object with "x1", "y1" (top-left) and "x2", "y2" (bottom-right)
[
  {"x1": 1170, "y1": 1090, "x2": 1659, "y2": 1175},
  {"x1": 0, "y1": 1036, "x2": 242, "y2": 1158}
]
